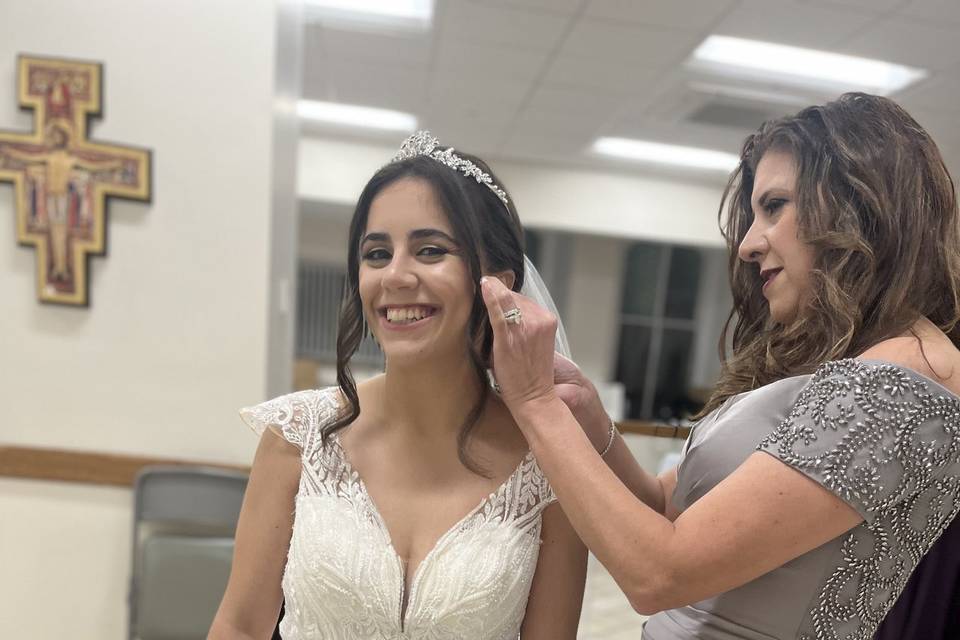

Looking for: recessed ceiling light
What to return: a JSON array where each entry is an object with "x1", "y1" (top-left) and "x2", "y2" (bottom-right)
[
  {"x1": 690, "y1": 35, "x2": 927, "y2": 96},
  {"x1": 304, "y1": 0, "x2": 434, "y2": 31},
  {"x1": 297, "y1": 100, "x2": 418, "y2": 133},
  {"x1": 592, "y1": 137, "x2": 740, "y2": 172}
]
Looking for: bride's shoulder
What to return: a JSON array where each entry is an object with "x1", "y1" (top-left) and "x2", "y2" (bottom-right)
[
  {"x1": 355, "y1": 374, "x2": 386, "y2": 400},
  {"x1": 314, "y1": 375, "x2": 385, "y2": 418}
]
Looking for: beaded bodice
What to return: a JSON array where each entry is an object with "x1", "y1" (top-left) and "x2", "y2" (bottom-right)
[{"x1": 240, "y1": 387, "x2": 556, "y2": 640}]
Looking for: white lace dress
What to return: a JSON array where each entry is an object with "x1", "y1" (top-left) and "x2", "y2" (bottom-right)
[{"x1": 240, "y1": 387, "x2": 557, "y2": 640}]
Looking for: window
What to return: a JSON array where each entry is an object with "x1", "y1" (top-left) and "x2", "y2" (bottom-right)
[
  {"x1": 296, "y1": 261, "x2": 383, "y2": 366},
  {"x1": 615, "y1": 243, "x2": 703, "y2": 420}
]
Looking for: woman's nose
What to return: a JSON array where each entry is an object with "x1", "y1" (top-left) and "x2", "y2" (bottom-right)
[
  {"x1": 738, "y1": 221, "x2": 768, "y2": 263},
  {"x1": 381, "y1": 253, "x2": 418, "y2": 290}
]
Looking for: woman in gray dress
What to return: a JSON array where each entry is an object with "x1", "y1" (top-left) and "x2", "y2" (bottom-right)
[{"x1": 480, "y1": 92, "x2": 960, "y2": 639}]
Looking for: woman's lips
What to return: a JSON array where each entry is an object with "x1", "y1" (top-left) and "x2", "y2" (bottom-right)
[
  {"x1": 376, "y1": 306, "x2": 439, "y2": 332},
  {"x1": 761, "y1": 268, "x2": 782, "y2": 293},
  {"x1": 378, "y1": 313, "x2": 435, "y2": 332}
]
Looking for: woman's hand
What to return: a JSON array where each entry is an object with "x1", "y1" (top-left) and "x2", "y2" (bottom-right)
[
  {"x1": 480, "y1": 276, "x2": 560, "y2": 415},
  {"x1": 552, "y1": 353, "x2": 614, "y2": 453},
  {"x1": 480, "y1": 277, "x2": 611, "y2": 449}
]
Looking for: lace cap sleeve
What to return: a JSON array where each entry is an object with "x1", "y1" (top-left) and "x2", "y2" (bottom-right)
[
  {"x1": 239, "y1": 387, "x2": 343, "y2": 451},
  {"x1": 758, "y1": 359, "x2": 960, "y2": 522},
  {"x1": 528, "y1": 454, "x2": 557, "y2": 510}
]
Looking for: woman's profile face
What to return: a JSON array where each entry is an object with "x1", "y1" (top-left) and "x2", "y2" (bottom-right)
[
  {"x1": 738, "y1": 150, "x2": 815, "y2": 324},
  {"x1": 358, "y1": 178, "x2": 475, "y2": 364}
]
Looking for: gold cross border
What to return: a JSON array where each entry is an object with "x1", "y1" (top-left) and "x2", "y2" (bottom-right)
[{"x1": 0, "y1": 53, "x2": 152, "y2": 306}]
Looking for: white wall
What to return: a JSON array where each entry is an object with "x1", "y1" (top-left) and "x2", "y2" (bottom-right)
[
  {"x1": 0, "y1": 1, "x2": 283, "y2": 637},
  {"x1": 564, "y1": 235, "x2": 628, "y2": 382}
]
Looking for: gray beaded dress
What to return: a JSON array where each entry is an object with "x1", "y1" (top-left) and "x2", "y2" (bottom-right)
[{"x1": 642, "y1": 358, "x2": 960, "y2": 640}]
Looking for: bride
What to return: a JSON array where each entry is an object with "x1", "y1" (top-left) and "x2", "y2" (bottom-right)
[{"x1": 209, "y1": 131, "x2": 587, "y2": 639}]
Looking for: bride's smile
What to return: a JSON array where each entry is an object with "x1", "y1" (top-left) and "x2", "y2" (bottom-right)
[{"x1": 359, "y1": 178, "x2": 475, "y2": 362}]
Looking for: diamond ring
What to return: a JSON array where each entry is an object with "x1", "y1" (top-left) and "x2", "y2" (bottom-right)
[{"x1": 503, "y1": 308, "x2": 523, "y2": 325}]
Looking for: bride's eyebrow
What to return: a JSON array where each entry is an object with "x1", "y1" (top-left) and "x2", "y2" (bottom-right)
[
  {"x1": 409, "y1": 228, "x2": 457, "y2": 244},
  {"x1": 360, "y1": 232, "x2": 390, "y2": 246}
]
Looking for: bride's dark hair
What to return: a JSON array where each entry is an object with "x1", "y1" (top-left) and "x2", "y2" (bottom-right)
[{"x1": 324, "y1": 149, "x2": 525, "y2": 475}]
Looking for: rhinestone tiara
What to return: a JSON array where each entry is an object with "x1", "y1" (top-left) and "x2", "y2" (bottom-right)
[{"x1": 391, "y1": 130, "x2": 510, "y2": 207}]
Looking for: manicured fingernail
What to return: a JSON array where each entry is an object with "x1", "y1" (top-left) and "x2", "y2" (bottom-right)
[{"x1": 480, "y1": 276, "x2": 488, "y2": 287}]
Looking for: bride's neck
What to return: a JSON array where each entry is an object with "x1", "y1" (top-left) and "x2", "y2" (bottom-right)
[{"x1": 380, "y1": 351, "x2": 483, "y2": 438}]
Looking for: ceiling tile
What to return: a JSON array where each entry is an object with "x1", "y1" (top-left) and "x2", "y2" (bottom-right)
[
  {"x1": 319, "y1": 26, "x2": 434, "y2": 69},
  {"x1": 841, "y1": 17, "x2": 960, "y2": 70},
  {"x1": 542, "y1": 52, "x2": 662, "y2": 93},
  {"x1": 478, "y1": 0, "x2": 584, "y2": 15},
  {"x1": 510, "y1": 109, "x2": 605, "y2": 139},
  {"x1": 897, "y1": 72, "x2": 960, "y2": 113},
  {"x1": 440, "y1": 0, "x2": 571, "y2": 51},
  {"x1": 525, "y1": 84, "x2": 628, "y2": 117},
  {"x1": 433, "y1": 39, "x2": 550, "y2": 82},
  {"x1": 426, "y1": 72, "x2": 530, "y2": 118},
  {"x1": 561, "y1": 19, "x2": 702, "y2": 67},
  {"x1": 297, "y1": 0, "x2": 960, "y2": 179},
  {"x1": 602, "y1": 75, "x2": 687, "y2": 122},
  {"x1": 802, "y1": 0, "x2": 903, "y2": 12},
  {"x1": 898, "y1": 0, "x2": 960, "y2": 25},
  {"x1": 585, "y1": 0, "x2": 737, "y2": 31},
  {"x1": 600, "y1": 116, "x2": 746, "y2": 156},
  {"x1": 499, "y1": 128, "x2": 593, "y2": 160},
  {"x1": 712, "y1": 0, "x2": 878, "y2": 49},
  {"x1": 421, "y1": 124, "x2": 508, "y2": 157}
]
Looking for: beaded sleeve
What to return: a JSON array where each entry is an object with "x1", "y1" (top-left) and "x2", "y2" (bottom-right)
[
  {"x1": 759, "y1": 359, "x2": 960, "y2": 639},
  {"x1": 758, "y1": 359, "x2": 960, "y2": 520}
]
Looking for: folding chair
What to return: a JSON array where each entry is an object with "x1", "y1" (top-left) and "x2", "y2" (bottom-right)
[{"x1": 128, "y1": 466, "x2": 248, "y2": 640}]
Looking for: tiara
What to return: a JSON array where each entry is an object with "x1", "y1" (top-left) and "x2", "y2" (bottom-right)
[{"x1": 391, "y1": 130, "x2": 510, "y2": 207}]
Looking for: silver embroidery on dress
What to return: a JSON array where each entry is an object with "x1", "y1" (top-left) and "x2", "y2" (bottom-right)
[
  {"x1": 240, "y1": 387, "x2": 556, "y2": 639},
  {"x1": 758, "y1": 359, "x2": 960, "y2": 639}
]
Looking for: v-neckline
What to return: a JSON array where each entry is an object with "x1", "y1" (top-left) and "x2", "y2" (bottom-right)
[{"x1": 330, "y1": 432, "x2": 534, "y2": 630}]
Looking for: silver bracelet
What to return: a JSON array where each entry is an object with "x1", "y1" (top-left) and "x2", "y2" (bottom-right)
[{"x1": 599, "y1": 417, "x2": 618, "y2": 458}]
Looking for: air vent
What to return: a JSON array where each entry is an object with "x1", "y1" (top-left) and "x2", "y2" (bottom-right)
[{"x1": 686, "y1": 101, "x2": 783, "y2": 130}]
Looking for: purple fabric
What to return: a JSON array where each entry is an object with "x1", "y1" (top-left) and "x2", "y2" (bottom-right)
[{"x1": 874, "y1": 515, "x2": 960, "y2": 639}]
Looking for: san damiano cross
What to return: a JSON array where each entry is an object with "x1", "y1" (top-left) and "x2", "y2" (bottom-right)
[{"x1": 0, "y1": 55, "x2": 151, "y2": 305}]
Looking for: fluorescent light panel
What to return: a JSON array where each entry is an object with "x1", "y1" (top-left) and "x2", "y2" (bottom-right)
[
  {"x1": 593, "y1": 137, "x2": 740, "y2": 172},
  {"x1": 692, "y1": 35, "x2": 926, "y2": 95},
  {"x1": 297, "y1": 100, "x2": 417, "y2": 133},
  {"x1": 305, "y1": 0, "x2": 433, "y2": 28}
]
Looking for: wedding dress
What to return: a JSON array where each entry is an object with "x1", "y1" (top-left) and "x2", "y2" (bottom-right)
[{"x1": 240, "y1": 386, "x2": 556, "y2": 640}]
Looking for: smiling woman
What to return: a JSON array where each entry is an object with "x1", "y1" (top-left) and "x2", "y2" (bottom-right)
[
  {"x1": 208, "y1": 132, "x2": 588, "y2": 640},
  {"x1": 358, "y1": 196, "x2": 474, "y2": 357},
  {"x1": 335, "y1": 142, "x2": 528, "y2": 473}
]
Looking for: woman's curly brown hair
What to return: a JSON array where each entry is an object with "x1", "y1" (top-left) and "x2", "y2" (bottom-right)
[{"x1": 699, "y1": 92, "x2": 960, "y2": 417}]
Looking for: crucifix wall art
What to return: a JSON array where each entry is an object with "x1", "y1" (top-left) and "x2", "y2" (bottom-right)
[{"x1": 0, "y1": 54, "x2": 152, "y2": 306}]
